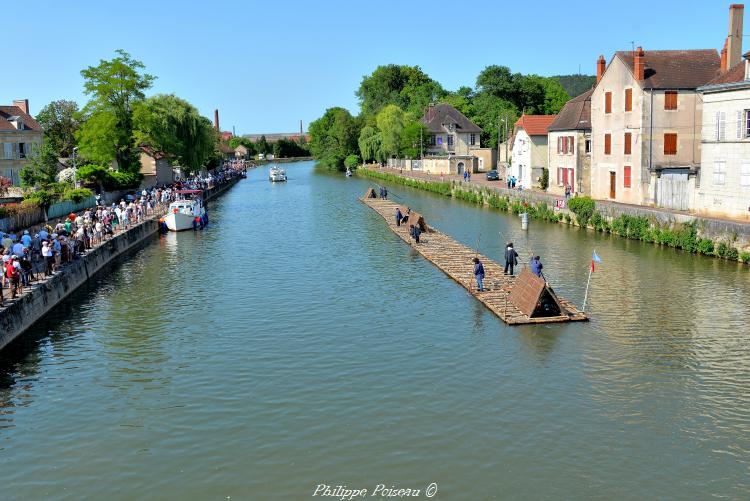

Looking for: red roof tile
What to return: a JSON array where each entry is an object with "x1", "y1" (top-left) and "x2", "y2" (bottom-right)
[
  {"x1": 514, "y1": 114, "x2": 557, "y2": 136},
  {"x1": 615, "y1": 49, "x2": 720, "y2": 89},
  {"x1": 0, "y1": 105, "x2": 42, "y2": 131},
  {"x1": 704, "y1": 61, "x2": 746, "y2": 86}
]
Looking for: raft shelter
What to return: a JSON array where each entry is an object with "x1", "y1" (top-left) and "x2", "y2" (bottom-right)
[{"x1": 361, "y1": 188, "x2": 587, "y2": 325}]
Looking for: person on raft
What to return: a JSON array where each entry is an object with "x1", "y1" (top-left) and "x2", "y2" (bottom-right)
[
  {"x1": 504, "y1": 242, "x2": 518, "y2": 276},
  {"x1": 530, "y1": 255, "x2": 544, "y2": 277},
  {"x1": 395, "y1": 207, "x2": 403, "y2": 227},
  {"x1": 473, "y1": 257, "x2": 485, "y2": 292}
]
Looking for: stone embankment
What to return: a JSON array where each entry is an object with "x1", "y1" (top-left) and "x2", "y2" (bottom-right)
[
  {"x1": 0, "y1": 176, "x2": 241, "y2": 351},
  {"x1": 359, "y1": 166, "x2": 750, "y2": 262}
]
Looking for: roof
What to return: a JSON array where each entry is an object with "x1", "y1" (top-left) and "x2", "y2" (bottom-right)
[
  {"x1": 548, "y1": 89, "x2": 593, "y2": 132},
  {"x1": 615, "y1": 49, "x2": 720, "y2": 89},
  {"x1": 703, "y1": 60, "x2": 746, "y2": 86},
  {"x1": 514, "y1": 114, "x2": 557, "y2": 136},
  {"x1": 0, "y1": 105, "x2": 42, "y2": 132},
  {"x1": 422, "y1": 103, "x2": 482, "y2": 134}
]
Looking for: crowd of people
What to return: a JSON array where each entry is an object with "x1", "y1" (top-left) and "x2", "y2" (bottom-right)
[{"x1": 0, "y1": 166, "x2": 245, "y2": 306}]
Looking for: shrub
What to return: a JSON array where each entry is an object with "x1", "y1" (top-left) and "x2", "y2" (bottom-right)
[
  {"x1": 740, "y1": 251, "x2": 750, "y2": 263},
  {"x1": 567, "y1": 196, "x2": 596, "y2": 227},
  {"x1": 23, "y1": 189, "x2": 58, "y2": 209},
  {"x1": 344, "y1": 154, "x2": 359, "y2": 169},
  {"x1": 697, "y1": 238, "x2": 714, "y2": 255},
  {"x1": 539, "y1": 168, "x2": 549, "y2": 190},
  {"x1": 63, "y1": 187, "x2": 93, "y2": 203},
  {"x1": 716, "y1": 241, "x2": 729, "y2": 258},
  {"x1": 564, "y1": 213, "x2": 572, "y2": 224},
  {"x1": 726, "y1": 246, "x2": 739, "y2": 261}
]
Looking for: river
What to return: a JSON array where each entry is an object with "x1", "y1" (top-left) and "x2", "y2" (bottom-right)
[{"x1": 1, "y1": 160, "x2": 749, "y2": 499}]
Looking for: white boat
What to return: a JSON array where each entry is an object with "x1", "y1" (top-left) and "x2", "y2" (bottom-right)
[
  {"x1": 269, "y1": 166, "x2": 287, "y2": 182},
  {"x1": 345, "y1": 168, "x2": 352, "y2": 177},
  {"x1": 164, "y1": 190, "x2": 205, "y2": 231}
]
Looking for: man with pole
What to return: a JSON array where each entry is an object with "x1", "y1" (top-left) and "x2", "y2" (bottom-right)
[{"x1": 583, "y1": 250, "x2": 602, "y2": 312}]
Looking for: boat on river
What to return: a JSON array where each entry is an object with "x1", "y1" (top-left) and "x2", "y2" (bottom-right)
[
  {"x1": 345, "y1": 168, "x2": 352, "y2": 177},
  {"x1": 269, "y1": 166, "x2": 287, "y2": 182},
  {"x1": 165, "y1": 190, "x2": 206, "y2": 231}
]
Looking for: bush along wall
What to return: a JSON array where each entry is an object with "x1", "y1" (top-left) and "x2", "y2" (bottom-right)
[{"x1": 357, "y1": 168, "x2": 749, "y2": 264}]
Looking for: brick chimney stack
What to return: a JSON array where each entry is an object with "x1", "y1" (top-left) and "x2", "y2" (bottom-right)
[
  {"x1": 721, "y1": 38, "x2": 729, "y2": 72},
  {"x1": 633, "y1": 47, "x2": 645, "y2": 81},
  {"x1": 300, "y1": 120, "x2": 303, "y2": 135},
  {"x1": 214, "y1": 109, "x2": 220, "y2": 131},
  {"x1": 728, "y1": 4, "x2": 745, "y2": 69},
  {"x1": 596, "y1": 55, "x2": 606, "y2": 83},
  {"x1": 13, "y1": 99, "x2": 29, "y2": 115}
]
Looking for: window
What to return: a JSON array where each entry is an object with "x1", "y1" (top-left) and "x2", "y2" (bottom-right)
[
  {"x1": 430, "y1": 135, "x2": 436, "y2": 146},
  {"x1": 716, "y1": 111, "x2": 726, "y2": 140},
  {"x1": 604, "y1": 133, "x2": 611, "y2": 155},
  {"x1": 664, "y1": 133, "x2": 677, "y2": 155},
  {"x1": 605, "y1": 92, "x2": 612, "y2": 113},
  {"x1": 745, "y1": 110, "x2": 750, "y2": 138},
  {"x1": 436, "y1": 136, "x2": 442, "y2": 146},
  {"x1": 665, "y1": 91, "x2": 678, "y2": 110},
  {"x1": 585, "y1": 139, "x2": 591, "y2": 154},
  {"x1": 2, "y1": 143, "x2": 11, "y2": 159},
  {"x1": 447, "y1": 134, "x2": 454, "y2": 150},
  {"x1": 568, "y1": 136, "x2": 575, "y2": 154},
  {"x1": 624, "y1": 166, "x2": 632, "y2": 188},
  {"x1": 18, "y1": 143, "x2": 26, "y2": 159},
  {"x1": 741, "y1": 161, "x2": 750, "y2": 187},
  {"x1": 624, "y1": 132, "x2": 632, "y2": 155},
  {"x1": 557, "y1": 167, "x2": 564, "y2": 186},
  {"x1": 470, "y1": 133, "x2": 476, "y2": 146},
  {"x1": 557, "y1": 136, "x2": 562, "y2": 154},
  {"x1": 714, "y1": 159, "x2": 726, "y2": 185},
  {"x1": 624, "y1": 88, "x2": 632, "y2": 111}
]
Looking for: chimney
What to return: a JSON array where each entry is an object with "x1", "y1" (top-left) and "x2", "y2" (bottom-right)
[
  {"x1": 596, "y1": 55, "x2": 606, "y2": 83},
  {"x1": 633, "y1": 47, "x2": 645, "y2": 81},
  {"x1": 300, "y1": 120, "x2": 303, "y2": 134},
  {"x1": 721, "y1": 38, "x2": 729, "y2": 72},
  {"x1": 214, "y1": 109, "x2": 220, "y2": 131},
  {"x1": 13, "y1": 99, "x2": 29, "y2": 115},
  {"x1": 728, "y1": 4, "x2": 744, "y2": 69}
]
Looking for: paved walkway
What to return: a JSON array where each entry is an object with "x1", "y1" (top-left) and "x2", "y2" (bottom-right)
[{"x1": 366, "y1": 166, "x2": 750, "y2": 229}]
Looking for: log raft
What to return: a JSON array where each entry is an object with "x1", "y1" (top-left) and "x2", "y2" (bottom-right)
[{"x1": 361, "y1": 194, "x2": 588, "y2": 325}]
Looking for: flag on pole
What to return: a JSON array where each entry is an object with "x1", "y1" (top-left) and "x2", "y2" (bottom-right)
[{"x1": 591, "y1": 250, "x2": 602, "y2": 272}]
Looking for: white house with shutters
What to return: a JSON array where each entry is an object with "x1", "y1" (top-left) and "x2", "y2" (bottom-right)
[{"x1": 696, "y1": 55, "x2": 750, "y2": 220}]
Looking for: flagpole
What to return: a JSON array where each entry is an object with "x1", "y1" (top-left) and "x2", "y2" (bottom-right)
[
  {"x1": 582, "y1": 249, "x2": 596, "y2": 312},
  {"x1": 582, "y1": 265, "x2": 593, "y2": 312}
]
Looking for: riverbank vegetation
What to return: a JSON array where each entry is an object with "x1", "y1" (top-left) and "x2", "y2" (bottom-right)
[
  {"x1": 358, "y1": 168, "x2": 749, "y2": 264},
  {"x1": 18, "y1": 50, "x2": 221, "y2": 210},
  {"x1": 310, "y1": 64, "x2": 590, "y2": 170}
]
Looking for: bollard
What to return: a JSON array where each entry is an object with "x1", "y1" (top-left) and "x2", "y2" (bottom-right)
[{"x1": 521, "y1": 212, "x2": 529, "y2": 231}]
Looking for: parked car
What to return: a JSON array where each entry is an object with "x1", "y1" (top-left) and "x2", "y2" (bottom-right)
[{"x1": 486, "y1": 170, "x2": 500, "y2": 181}]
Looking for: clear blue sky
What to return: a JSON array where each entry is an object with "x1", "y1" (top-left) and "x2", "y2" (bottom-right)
[{"x1": 4, "y1": 0, "x2": 733, "y2": 134}]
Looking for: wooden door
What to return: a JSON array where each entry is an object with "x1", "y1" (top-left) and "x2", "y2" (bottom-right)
[{"x1": 609, "y1": 172, "x2": 616, "y2": 199}]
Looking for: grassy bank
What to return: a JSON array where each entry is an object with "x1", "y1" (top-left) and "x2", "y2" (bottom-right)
[{"x1": 357, "y1": 167, "x2": 749, "y2": 264}]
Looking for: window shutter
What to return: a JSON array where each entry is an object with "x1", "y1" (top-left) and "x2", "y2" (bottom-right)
[
  {"x1": 604, "y1": 134, "x2": 611, "y2": 154},
  {"x1": 624, "y1": 132, "x2": 632, "y2": 155},
  {"x1": 720, "y1": 112, "x2": 726, "y2": 140},
  {"x1": 625, "y1": 89, "x2": 632, "y2": 111},
  {"x1": 739, "y1": 111, "x2": 745, "y2": 139},
  {"x1": 716, "y1": 111, "x2": 721, "y2": 140}
]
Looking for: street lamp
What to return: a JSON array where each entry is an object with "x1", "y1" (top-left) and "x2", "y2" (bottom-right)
[{"x1": 72, "y1": 147, "x2": 78, "y2": 187}]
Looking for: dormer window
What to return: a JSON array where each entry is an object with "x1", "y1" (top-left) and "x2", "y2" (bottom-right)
[
  {"x1": 446, "y1": 123, "x2": 455, "y2": 132},
  {"x1": 8, "y1": 116, "x2": 23, "y2": 130}
]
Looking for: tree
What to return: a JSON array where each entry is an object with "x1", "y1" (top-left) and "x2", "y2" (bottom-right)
[
  {"x1": 256, "y1": 135, "x2": 270, "y2": 155},
  {"x1": 375, "y1": 104, "x2": 406, "y2": 158},
  {"x1": 476, "y1": 65, "x2": 517, "y2": 101},
  {"x1": 77, "y1": 49, "x2": 155, "y2": 171},
  {"x1": 344, "y1": 154, "x2": 360, "y2": 169},
  {"x1": 399, "y1": 120, "x2": 428, "y2": 158},
  {"x1": 133, "y1": 94, "x2": 218, "y2": 173},
  {"x1": 540, "y1": 77, "x2": 570, "y2": 114},
  {"x1": 356, "y1": 65, "x2": 445, "y2": 118},
  {"x1": 36, "y1": 100, "x2": 80, "y2": 158},
  {"x1": 469, "y1": 93, "x2": 518, "y2": 149},
  {"x1": 308, "y1": 107, "x2": 360, "y2": 170},
  {"x1": 20, "y1": 141, "x2": 60, "y2": 188},
  {"x1": 358, "y1": 125, "x2": 382, "y2": 163}
]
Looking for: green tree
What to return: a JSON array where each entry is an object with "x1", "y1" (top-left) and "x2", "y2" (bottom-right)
[
  {"x1": 308, "y1": 107, "x2": 360, "y2": 170},
  {"x1": 256, "y1": 135, "x2": 270, "y2": 155},
  {"x1": 36, "y1": 100, "x2": 81, "y2": 158},
  {"x1": 540, "y1": 77, "x2": 570, "y2": 114},
  {"x1": 375, "y1": 104, "x2": 406, "y2": 158},
  {"x1": 469, "y1": 93, "x2": 518, "y2": 149},
  {"x1": 133, "y1": 94, "x2": 218, "y2": 173},
  {"x1": 77, "y1": 49, "x2": 155, "y2": 172},
  {"x1": 20, "y1": 141, "x2": 60, "y2": 188},
  {"x1": 476, "y1": 65, "x2": 517, "y2": 102},
  {"x1": 344, "y1": 154, "x2": 360, "y2": 169},
  {"x1": 399, "y1": 120, "x2": 428, "y2": 158},
  {"x1": 356, "y1": 65, "x2": 445, "y2": 118},
  {"x1": 358, "y1": 125, "x2": 383, "y2": 163}
]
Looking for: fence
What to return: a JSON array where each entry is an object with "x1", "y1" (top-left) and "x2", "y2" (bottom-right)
[{"x1": 0, "y1": 196, "x2": 96, "y2": 232}]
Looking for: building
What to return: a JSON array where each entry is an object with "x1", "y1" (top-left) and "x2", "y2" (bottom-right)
[
  {"x1": 419, "y1": 103, "x2": 494, "y2": 175},
  {"x1": 547, "y1": 90, "x2": 593, "y2": 196},
  {"x1": 139, "y1": 148, "x2": 174, "y2": 187},
  {"x1": 510, "y1": 114, "x2": 556, "y2": 189},
  {"x1": 0, "y1": 99, "x2": 43, "y2": 186},
  {"x1": 590, "y1": 45, "x2": 721, "y2": 208},
  {"x1": 696, "y1": 24, "x2": 750, "y2": 218}
]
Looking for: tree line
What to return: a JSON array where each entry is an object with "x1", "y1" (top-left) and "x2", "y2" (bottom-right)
[
  {"x1": 21, "y1": 49, "x2": 221, "y2": 205},
  {"x1": 309, "y1": 63, "x2": 593, "y2": 171},
  {"x1": 227, "y1": 135, "x2": 309, "y2": 159}
]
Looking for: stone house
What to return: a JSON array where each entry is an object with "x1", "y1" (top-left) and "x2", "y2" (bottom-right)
[
  {"x1": 139, "y1": 147, "x2": 174, "y2": 187},
  {"x1": 510, "y1": 114, "x2": 556, "y2": 189},
  {"x1": 590, "y1": 47, "x2": 720, "y2": 209},
  {"x1": 421, "y1": 103, "x2": 488, "y2": 175},
  {"x1": 696, "y1": 56, "x2": 750, "y2": 219},
  {"x1": 0, "y1": 99, "x2": 43, "y2": 186},
  {"x1": 547, "y1": 89, "x2": 593, "y2": 196}
]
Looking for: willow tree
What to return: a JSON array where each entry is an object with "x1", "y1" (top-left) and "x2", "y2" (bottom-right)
[{"x1": 133, "y1": 94, "x2": 218, "y2": 174}]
